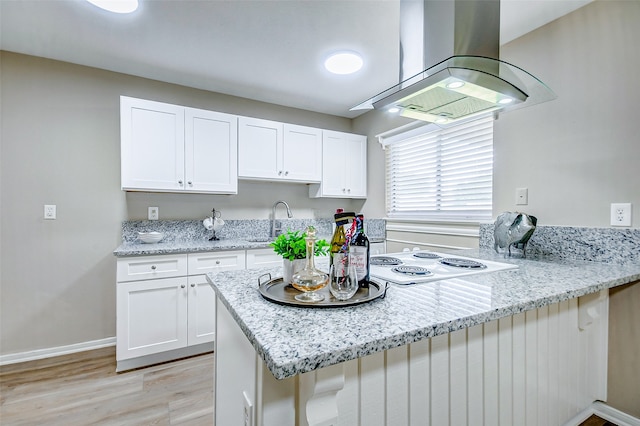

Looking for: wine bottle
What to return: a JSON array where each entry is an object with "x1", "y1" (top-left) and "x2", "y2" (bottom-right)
[
  {"x1": 330, "y1": 209, "x2": 354, "y2": 267},
  {"x1": 349, "y1": 214, "x2": 370, "y2": 288}
]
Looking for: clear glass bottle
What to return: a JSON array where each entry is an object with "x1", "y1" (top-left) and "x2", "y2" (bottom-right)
[
  {"x1": 349, "y1": 214, "x2": 370, "y2": 288},
  {"x1": 291, "y1": 226, "x2": 329, "y2": 303},
  {"x1": 330, "y1": 209, "x2": 354, "y2": 267}
]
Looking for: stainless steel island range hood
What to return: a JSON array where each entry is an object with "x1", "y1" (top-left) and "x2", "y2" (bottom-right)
[{"x1": 352, "y1": 0, "x2": 556, "y2": 124}]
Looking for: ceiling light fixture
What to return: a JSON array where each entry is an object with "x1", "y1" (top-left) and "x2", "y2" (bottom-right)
[
  {"x1": 388, "y1": 107, "x2": 400, "y2": 113},
  {"x1": 86, "y1": 0, "x2": 139, "y2": 14},
  {"x1": 446, "y1": 81, "x2": 465, "y2": 89},
  {"x1": 324, "y1": 52, "x2": 363, "y2": 75}
]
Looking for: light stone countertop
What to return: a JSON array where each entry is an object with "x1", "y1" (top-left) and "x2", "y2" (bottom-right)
[
  {"x1": 113, "y1": 238, "x2": 276, "y2": 257},
  {"x1": 206, "y1": 248, "x2": 640, "y2": 380}
]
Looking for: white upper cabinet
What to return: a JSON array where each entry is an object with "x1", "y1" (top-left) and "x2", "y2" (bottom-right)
[
  {"x1": 238, "y1": 117, "x2": 321, "y2": 183},
  {"x1": 121, "y1": 96, "x2": 185, "y2": 192},
  {"x1": 184, "y1": 107, "x2": 238, "y2": 193},
  {"x1": 309, "y1": 130, "x2": 367, "y2": 198},
  {"x1": 121, "y1": 96, "x2": 238, "y2": 194}
]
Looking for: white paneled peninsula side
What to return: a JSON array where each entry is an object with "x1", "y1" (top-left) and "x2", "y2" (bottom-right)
[{"x1": 207, "y1": 249, "x2": 640, "y2": 426}]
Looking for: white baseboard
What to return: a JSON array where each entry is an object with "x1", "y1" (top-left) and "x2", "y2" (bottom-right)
[
  {"x1": 0, "y1": 337, "x2": 116, "y2": 366},
  {"x1": 565, "y1": 401, "x2": 640, "y2": 426}
]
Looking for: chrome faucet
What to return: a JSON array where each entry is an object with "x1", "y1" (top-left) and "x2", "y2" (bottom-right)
[{"x1": 271, "y1": 200, "x2": 293, "y2": 238}]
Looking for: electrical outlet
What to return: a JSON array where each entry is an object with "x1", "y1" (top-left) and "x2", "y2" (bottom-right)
[
  {"x1": 148, "y1": 207, "x2": 159, "y2": 221},
  {"x1": 242, "y1": 391, "x2": 253, "y2": 426},
  {"x1": 44, "y1": 204, "x2": 57, "y2": 220},
  {"x1": 610, "y1": 203, "x2": 632, "y2": 227}
]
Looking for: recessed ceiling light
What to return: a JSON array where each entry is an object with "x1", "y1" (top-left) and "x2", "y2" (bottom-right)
[
  {"x1": 324, "y1": 52, "x2": 363, "y2": 75},
  {"x1": 86, "y1": 0, "x2": 139, "y2": 14},
  {"x1": 388, "y1": 107, "x2": 400, "y2": 113},
  {"x1": 498, "y1": 98, "x2": 514, "y2": 104}
]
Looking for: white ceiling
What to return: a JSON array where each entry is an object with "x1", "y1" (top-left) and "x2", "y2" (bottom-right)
[{"x1": 0, "y1": 0, "x2": 591, "y2": 118}]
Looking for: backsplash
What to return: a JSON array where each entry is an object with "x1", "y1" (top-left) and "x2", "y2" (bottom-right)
[
  {"x1": 479, "y1": 224, "x2": 640, "y2": 265},
  {"x1": 122, "y1": 218, "x2": 385, "y2": 243}
]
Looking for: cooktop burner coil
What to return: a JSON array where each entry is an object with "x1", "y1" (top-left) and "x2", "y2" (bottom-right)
[
  {"x1": 370, "y1": 256, "x2": 403, "y2": 266},
  {"x1": 392, "y1": 266, "x2": 432, "y2": 276},
  {"x1": 439, "y1": 258, "x2": 487, "y2": 269},
  {"x1": 412, "y1": 252, "x2": 441, "y2": 259}
]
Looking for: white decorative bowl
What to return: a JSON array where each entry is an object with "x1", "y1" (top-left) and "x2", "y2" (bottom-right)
[{"x1": 138, "y1": 232, "x2": 164, "y2": 244}]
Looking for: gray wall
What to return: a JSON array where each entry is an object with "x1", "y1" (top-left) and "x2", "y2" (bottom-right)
[
  {"x1": 0, "y1": 52, "x2": 360, "y2": 356},
  {"x1": 357, "y1": 0, "x2": 640, "y2": 230},
  {"x1": 494, "y1": 0, "x2": 640, "y2": 227}
]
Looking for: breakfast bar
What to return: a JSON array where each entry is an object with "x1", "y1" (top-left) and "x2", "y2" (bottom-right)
[{"x1": 207, "y1": 249, "x2": 640, "y2": 426}]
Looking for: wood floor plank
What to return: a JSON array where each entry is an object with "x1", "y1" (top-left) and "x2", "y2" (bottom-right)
[{"x1": 0, "y1": 350, "x2": 214, "y2": 425}]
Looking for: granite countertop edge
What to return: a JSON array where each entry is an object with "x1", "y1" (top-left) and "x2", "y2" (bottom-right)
[
  {"x1": 112, "y1": 235, "x2": 380, "y2": 257},
  {"x1": 206, "y1": 249, "x2": 640, "y2": 380},
  {"x1": 113, "y1": 239, "x2": 275, "y2": 257}
]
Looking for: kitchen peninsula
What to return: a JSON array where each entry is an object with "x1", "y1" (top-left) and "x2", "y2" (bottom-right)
[{"x1": 207, "y1": 248, "x2": 640, "y2": 426}]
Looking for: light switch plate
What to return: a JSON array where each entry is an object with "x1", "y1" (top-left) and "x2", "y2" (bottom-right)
[{"x1": 516, "y1": 188, "x2": 528, "y2": 205}]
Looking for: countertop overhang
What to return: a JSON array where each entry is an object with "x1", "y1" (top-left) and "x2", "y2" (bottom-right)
[
  {"x1": 206, "y1": 248, "x2": 640, "y2": 380},
  {"x1": 113, "y1": 238, "x2": 275, "y2": 257}
]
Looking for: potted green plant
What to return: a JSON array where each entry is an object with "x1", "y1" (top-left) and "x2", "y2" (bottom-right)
[{"x1": 270, "y1": 228, "x2": 329, "y2": 283}]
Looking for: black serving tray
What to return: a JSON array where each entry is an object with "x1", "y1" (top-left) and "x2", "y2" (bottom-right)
[{"x1": 257, "y1": 273, "x2": 388, "y2": 308}]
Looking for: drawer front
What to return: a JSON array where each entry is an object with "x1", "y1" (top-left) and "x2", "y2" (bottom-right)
[
  {"x1": 188, "y1": 250, "x2": 246, "y2": 274},
  {"x1": 117, "y1": 254, "x2": 188, "y2": 282},
  {"x1": 246, "y1": 248, "x2": 281, "y2": 269}
]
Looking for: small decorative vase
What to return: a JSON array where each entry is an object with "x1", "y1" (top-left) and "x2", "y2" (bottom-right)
[{"x1": 283, "y1": 258, "x2": 305, "y2": 284}]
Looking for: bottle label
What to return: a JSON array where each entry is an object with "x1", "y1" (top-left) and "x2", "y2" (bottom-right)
[{"x1": 349, "y1": 247, "x2": 367, "y2": 281}]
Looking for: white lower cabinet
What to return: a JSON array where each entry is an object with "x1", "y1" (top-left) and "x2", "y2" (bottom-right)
[
  {"x1": 116, "y1": 276, "x2": 189, "y2": 361},
  {"x1": 116, "y1": 251, "x2": 245, "y2": 371},
  {"x1": 187, "y1": 275, "x2": 217, "y2": 346}
]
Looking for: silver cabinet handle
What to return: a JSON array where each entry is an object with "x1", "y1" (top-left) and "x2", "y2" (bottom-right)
[
  {"x1": 151, "y1": 265, "x2": 157, "y2": 270},
  {"x1": 347, "y1": 188, "x2": 351, "y2": 193},
  {"x1": 285, "y1": 171, "x2": 289, "y2": 176},
  {"x1": 342, "y1": 188, "x2": 346, "y2": 193},
  {"x1": 180, "y1": 284, "x2": 186, "y2": 288},
  {"x1": 178, "y1": 180, "x2": 183, "y2": 185},
  {"x1": 187, "y1": 181, "x2": 192, "y2": 185},
  {"x1": 278, "y1": 171, "x2": 283, "y2": 176},
  {"x1": 191, "y1": 283, "x2": 196, "y2": 288},
  {"x1": 215, "y1": 260, "x2": 221, "y2": 265}
]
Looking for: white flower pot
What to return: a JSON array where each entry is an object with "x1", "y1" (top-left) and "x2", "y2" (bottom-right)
[{"x1": 283, "y1": 259, "x2": 306, "y2": 284}]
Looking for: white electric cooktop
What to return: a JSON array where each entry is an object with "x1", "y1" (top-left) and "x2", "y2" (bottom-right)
[{"x1": 369, "y1": 250, "x2": 518, "y2": 285}]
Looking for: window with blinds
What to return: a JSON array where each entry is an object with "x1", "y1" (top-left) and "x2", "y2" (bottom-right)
[{"x1": 383, "y1": 114, "x2": 494, "y2": 221}]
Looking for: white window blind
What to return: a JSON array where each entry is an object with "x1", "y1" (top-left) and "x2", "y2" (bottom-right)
[{"x1": 384, "y1": 114, "x2": 494, "y2": 221}]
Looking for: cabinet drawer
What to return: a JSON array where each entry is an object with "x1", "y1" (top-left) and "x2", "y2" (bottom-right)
[
  {"x1": 246, "y1": 248, "x2": 282, "y2": 269},
  {"x1": 117, "y1": 254, "x2": 188, "y2": 282},
  {"x1": 188, "y1": 251, "x2": 246, "y2": 274}
]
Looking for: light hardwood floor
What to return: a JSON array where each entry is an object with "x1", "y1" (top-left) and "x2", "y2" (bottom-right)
[
  {"x1": 0, "y1": 347, "x2": 618, "y2": 426},
  {"x1": 0, "y1": 347, "x2": 214, "y2": 425}
]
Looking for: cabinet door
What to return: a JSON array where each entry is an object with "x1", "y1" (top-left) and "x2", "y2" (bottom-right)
[
  {"x1": 187, "y1": 275, "x2": 216, "y2": 345},
  {"x1": 238, "y1": 117, "x2": 283, "y2": 180},
  {"x1": 185, "y1": 108, "x2": 238, "y2": 194},
  {"x1": 344, "y1": 133, "x2": 367, "y2": 197},
  {"x1": 310, "y1": 130, "x2": 367, "y2": 198},
  {"x1": 317, "y1": 131, "x2": 346, "y2": 196},
  {"x1": 282, "y1": 124, "x2": 322, "y2": 182},
  {"x1": 121, "y1": 96, "x2": 185, "y2": 191},
  {"x1": 116, "y1": 277, "x2": 188, "y2": 360}
]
